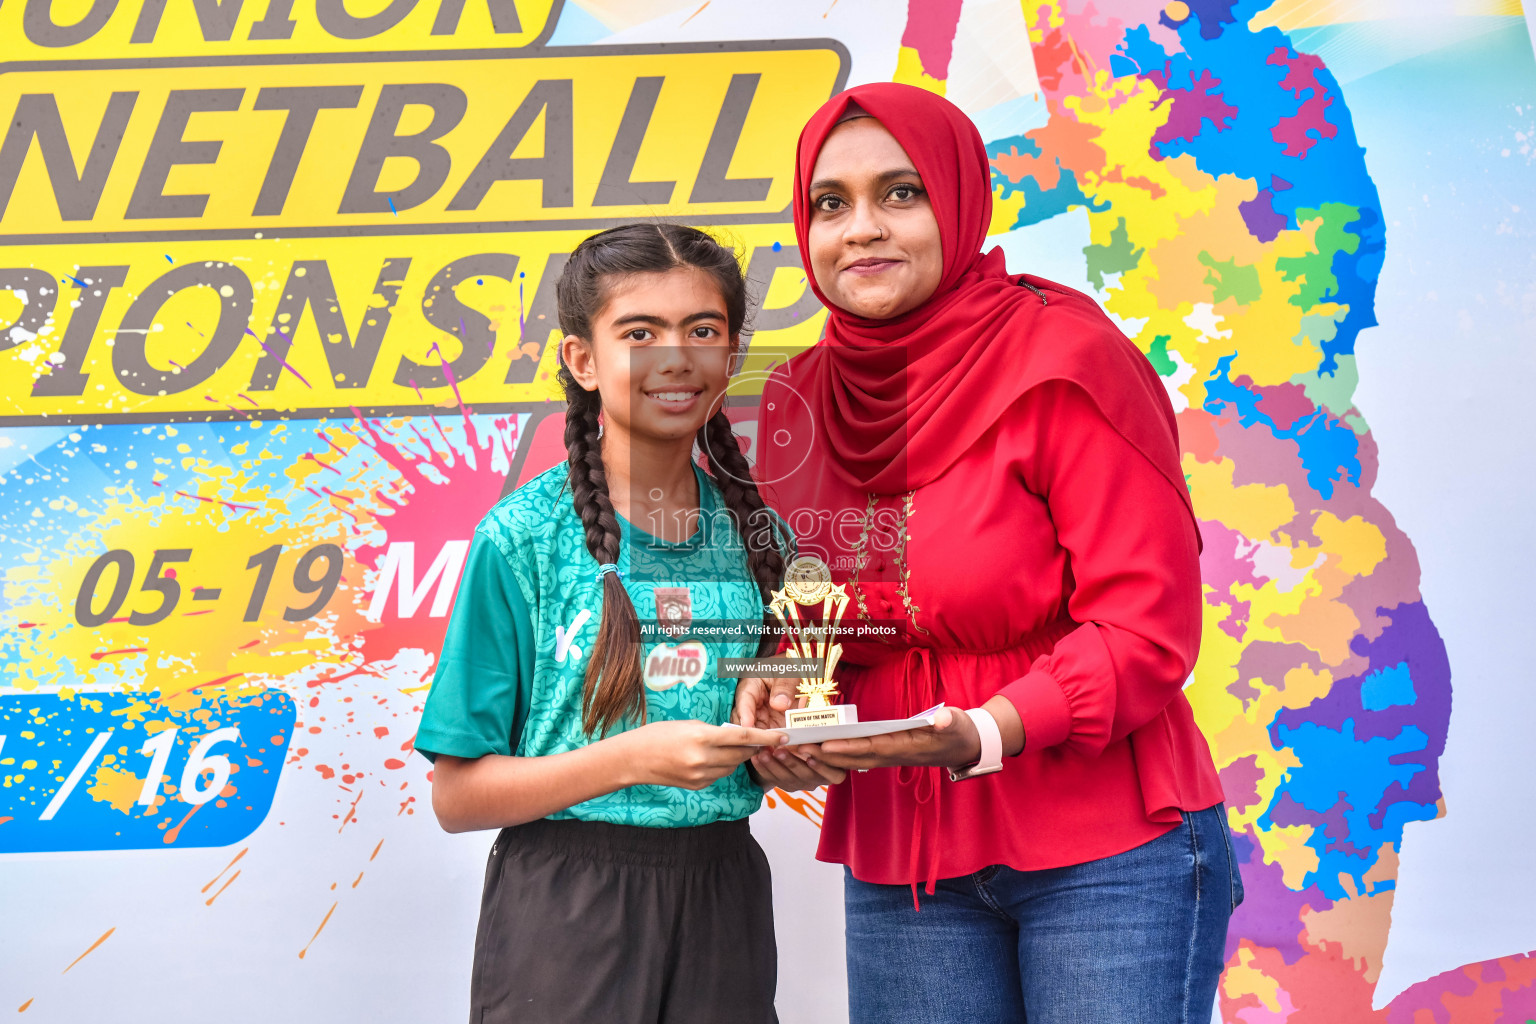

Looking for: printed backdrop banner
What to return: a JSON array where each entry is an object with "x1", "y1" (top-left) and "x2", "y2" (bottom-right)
[{"x1": 3, "y1": 2, "x2": 1535, "y2": 1022}]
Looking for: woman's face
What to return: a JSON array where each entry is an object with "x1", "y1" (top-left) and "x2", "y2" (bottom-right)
[{"x1": 806, "y1": 117, "x2": 943, "y2": 320}]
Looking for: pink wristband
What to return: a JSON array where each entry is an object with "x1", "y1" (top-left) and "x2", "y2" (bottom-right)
[{"x1": 948, "y1": 707, "x2": 1004, "y2": 781}]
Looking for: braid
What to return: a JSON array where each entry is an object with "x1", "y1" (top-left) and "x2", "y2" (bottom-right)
[
  {"x1": 698, "y1": 408, "x2": 787, "y2": 656},
  {"x1": 562, "y1": 381, "x2": 645, "y2": 736},
  {"x1": 564, "y1": 388, "x2": 621, "y2": 565}
]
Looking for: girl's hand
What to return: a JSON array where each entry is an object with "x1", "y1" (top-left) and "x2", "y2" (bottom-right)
[
  {"x1": 809, "y1": 706, "x2": 982, "y2": 771},
  {"x1": 621, "y1": 720, "x2": 787, "y2": 791},
  {"x1": 749, "y1": 743, "x2": 848, "y2": 791}
]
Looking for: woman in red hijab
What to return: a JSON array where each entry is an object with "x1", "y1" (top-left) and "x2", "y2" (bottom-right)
[{"x1": 738, "y1": 83, "x2": 1241, "y2": 1023}]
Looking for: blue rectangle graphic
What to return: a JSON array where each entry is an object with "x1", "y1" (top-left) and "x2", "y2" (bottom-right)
[{"x1": 1, "y1": 687, "x2": 295, "y2": 852}]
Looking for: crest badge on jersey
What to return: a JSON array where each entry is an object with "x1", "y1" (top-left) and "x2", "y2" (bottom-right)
[{"x1": 653, "y1": 586, "x2": 692, "y2": 638}]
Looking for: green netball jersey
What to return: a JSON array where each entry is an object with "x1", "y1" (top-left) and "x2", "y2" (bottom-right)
[{"x1": 416, "y1": 461, "x2": 789, "y2": 827}]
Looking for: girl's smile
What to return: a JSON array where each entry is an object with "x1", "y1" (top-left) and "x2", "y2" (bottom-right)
[{"x1": 642, "y1": 385, "x2": 704, "y2": 413}]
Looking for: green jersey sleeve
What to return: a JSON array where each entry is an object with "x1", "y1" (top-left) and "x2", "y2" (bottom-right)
[{"x1": 415, "y1": 530, "x2": 535, "y2": 764}]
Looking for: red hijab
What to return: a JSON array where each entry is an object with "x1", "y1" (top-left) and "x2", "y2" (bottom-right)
[{"x1": 785, "y1": 83, "x2": 1196, "y2": 528}]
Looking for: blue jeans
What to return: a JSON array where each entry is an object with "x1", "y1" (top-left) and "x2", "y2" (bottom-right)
[{"x1": 844, "y1": 805, "x2": 1243, "y2": 1024}]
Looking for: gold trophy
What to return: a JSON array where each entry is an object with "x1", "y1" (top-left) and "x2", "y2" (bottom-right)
[{"x1": 769, "y1": 555, "x2": 857, "y2": 728}]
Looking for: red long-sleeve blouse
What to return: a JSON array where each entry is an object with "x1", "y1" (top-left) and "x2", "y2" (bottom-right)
[{"x1": 757, "y1": 376, "x2": 1226, "y2": 893}]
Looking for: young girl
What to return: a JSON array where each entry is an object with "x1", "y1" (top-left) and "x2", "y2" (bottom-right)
[{"x1": 416, "y1": 225, "x2": 832, "y2": 1024}]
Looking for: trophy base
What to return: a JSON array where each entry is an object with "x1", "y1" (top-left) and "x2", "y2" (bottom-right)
[{"x1": 784, "y1": 704, "x2": 858, "y2": 729}]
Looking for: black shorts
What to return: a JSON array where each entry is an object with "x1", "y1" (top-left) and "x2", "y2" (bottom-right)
[{"x1": 469, "y1": 816, "x2": 778, "y2": 1024}]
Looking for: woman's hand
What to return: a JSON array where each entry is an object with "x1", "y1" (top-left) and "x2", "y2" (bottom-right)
[
  {"x1": 808, "y1": 706, "x2": 983, "y2": 771},
  {"x1": 749, "y1": 743, "x2": 848, "y2": 791},
  {"x1": 808, "y1": 697, "x2": 1025, "y2": 771},
  {"x1": 619, "y1": 720, "x2": 787, "y2": 791}
]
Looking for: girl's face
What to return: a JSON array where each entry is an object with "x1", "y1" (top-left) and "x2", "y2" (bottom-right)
[
  {"x1": 561, "y1": 266, "x2": 734, "y2": 446},
  {"x1": 806, "y1": 117, "x2": 944, "y2": 320}
]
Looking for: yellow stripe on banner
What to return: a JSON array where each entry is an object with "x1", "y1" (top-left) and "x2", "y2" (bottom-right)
[{"x1": 0, "y1": 0, "x2": 562, "y2": 60}]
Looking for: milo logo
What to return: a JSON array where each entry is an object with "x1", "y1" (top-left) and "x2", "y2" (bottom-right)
[{"x1": 643, "y1": 642, "x2": 709, "y2": 691}]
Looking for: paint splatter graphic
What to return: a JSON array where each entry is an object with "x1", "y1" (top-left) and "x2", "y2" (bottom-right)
[
  {"x1": 1, "y1": 410, "x2": 521, "y2": 846},
  {"x1": 0, "y1": 405, "x2": 524, "y2": 1003}
]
